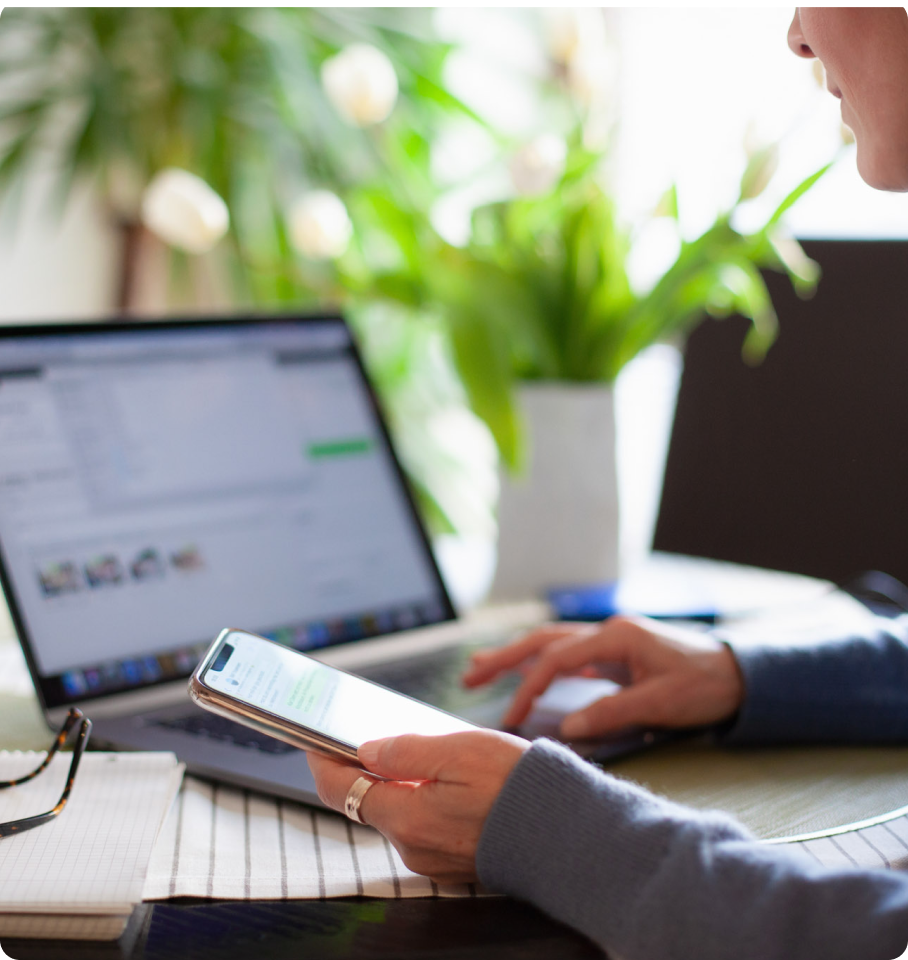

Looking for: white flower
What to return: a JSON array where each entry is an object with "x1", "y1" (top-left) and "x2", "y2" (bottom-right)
[
  {"x1": 567, "y1": 48, "x2": 616, "y2": 108},
  {"x1": 543, "y1": 9, "x2": 614, "y2": 107},
  {"x1": 509, "y1": 135, "x2": 567, "y2": 196},
  {"x1": 321, "y1": 44, "x2": 399, "y2": 127},
  {"x1": 288, "y1": 190, "x2": 353, "y2": 260},
  {"x1": 140, "y1": 168, "x2": 229, "y2": 254},
  {"x1": 544, "y1": 9, "x2": 609, "y2": 67}
]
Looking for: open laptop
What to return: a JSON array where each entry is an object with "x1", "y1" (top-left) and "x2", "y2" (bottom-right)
[{"x1": 0, "y1": 314, "x2": 624, "y2": 806}]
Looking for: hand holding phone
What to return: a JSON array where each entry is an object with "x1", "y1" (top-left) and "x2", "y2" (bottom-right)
[{"x1": 189, "y1": 628, "x2": 478, "y2": 763}]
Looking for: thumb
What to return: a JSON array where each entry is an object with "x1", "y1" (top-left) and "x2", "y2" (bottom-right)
[
  {"x1": 358, "y1": 733, "x2": 455, "y2": 782},
  {"x1": 560, "y1": 684, "x2": 662, "y2": 740}
]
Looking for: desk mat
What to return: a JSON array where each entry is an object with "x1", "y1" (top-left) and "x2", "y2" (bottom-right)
[{"x1": 608, "y1": 738, "x2": 908, "y2": 840}]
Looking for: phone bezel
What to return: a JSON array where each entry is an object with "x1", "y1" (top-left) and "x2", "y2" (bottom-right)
[{"x1": 188, "y1": 628, "x2": 478, "y2": 762}]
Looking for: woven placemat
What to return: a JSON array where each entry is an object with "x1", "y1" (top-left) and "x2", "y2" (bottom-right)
[{"x1": 608, "y1": 737, "x2": 908, "y2": 840}]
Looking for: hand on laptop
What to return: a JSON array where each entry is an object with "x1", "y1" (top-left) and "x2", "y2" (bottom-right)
[
  {"x1": 462, "y1": 616, "x2": 745, "y2": 741},
  {"x1": 308, "y1": 729, "x2": 529, "y2": 883}
]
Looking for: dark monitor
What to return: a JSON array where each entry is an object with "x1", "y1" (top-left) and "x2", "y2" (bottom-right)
[{"x1": 653, "y1": 239, "x2": 908, "y2": 586}]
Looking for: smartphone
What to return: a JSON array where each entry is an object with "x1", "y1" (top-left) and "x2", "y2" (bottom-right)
[{"x1": 189, "y1": 628, "x2": 479, "y2": 762}]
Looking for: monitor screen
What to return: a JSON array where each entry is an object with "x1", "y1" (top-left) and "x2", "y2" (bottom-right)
[
  {"x1": 0, "y1": 316, "x2": 453, "y2": 707},
  {"x1": 653, "y1": 239, "x2": 908, "y2": 590}
]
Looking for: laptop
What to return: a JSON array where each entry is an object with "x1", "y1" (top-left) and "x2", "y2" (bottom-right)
[{"x1": 0, "y1": 314, "x2": 622, "y2": 807}]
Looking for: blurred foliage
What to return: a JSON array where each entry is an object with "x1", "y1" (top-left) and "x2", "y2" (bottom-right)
[
  {"x1": 0, "y1": 5, "x2": 486, "y2": 534},
  {"x1": 0, "y1": 7, "x2": 832, "y2": 524},
  {"x1": 0, "y1": 7, "x2": 471, "y2": 301}
]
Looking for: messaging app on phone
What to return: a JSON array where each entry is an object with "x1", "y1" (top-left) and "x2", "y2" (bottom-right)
[{"x1": 205, "y1": 634, "x2": 339, "y2": 726}]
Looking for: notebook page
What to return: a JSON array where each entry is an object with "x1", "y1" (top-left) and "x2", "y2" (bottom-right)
[{"x1": 0, "y1": 752, "x2": 183, "y2": 913}]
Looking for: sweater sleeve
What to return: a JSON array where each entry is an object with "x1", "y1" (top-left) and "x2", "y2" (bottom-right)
[
  {"x1": 477, "y1": 739, "x2": 908, "y2": 960},
  {"x1": 719, "y1": 616, "x2": 908, "y2": 745}
]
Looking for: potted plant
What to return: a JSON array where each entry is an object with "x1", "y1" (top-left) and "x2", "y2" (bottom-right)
[{"x1": 355, "y1": 134, "x2": 832, "y2": 598}]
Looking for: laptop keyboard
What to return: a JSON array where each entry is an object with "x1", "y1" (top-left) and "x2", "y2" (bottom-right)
[
  {"x1": 150, "y1": 712, "x2": 297, "y2": 755},
  {"x1": 152, "y1": 643, "x2": 521, "y2": 755},
  {"x1": 357, "y1": 644, "x2": 521, "y2": 715}
]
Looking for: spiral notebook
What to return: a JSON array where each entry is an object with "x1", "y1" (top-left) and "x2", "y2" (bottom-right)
[{"x1": 0, "y1": 751, "x2": 183, "y2": 940}]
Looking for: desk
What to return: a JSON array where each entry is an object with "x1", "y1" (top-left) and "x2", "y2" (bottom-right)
[
  {"x1": 3, "y1": 558, "x2": 908, "y2": 958},
  {"x1": 5, "y1": 900, "x2": 601, "y2": 960}
]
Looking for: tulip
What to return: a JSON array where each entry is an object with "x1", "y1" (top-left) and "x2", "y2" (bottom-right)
[
  {"x1": 509, "y1": 135, "x2": 567, "y2": 196},
  {"x1": 321, "y1": 43, "x2": 399, "y2": 127},
  {"x1": 288, "y1": 190, "x2": 353, "y2": 260},
  {"x1": 140, "y1": 168, "x2": 229, "y2": 254}
]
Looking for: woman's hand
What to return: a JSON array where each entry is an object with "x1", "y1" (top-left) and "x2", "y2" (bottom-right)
[
  {"x1": 308, "y1": 729, "x2": 529, "y2": 883},
  {"x1": 462, "y1": 616, "x2": 746, "y2": 740}
]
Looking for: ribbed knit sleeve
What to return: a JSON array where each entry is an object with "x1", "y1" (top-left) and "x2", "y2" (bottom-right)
[
  {"x1": 720, "y1": 617, "x2": 908, "y2": 744},
  {"x1": 477, "y1": 739, "x2": 908, "y2": 960}
]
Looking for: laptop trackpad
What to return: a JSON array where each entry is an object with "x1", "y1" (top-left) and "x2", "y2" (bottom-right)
[
  {"x1": 519, "y1": 676, "x2": 621, "y2": 738},
  {"x1": 519, "y1": 677, "x2": 668, "y2": 762}
]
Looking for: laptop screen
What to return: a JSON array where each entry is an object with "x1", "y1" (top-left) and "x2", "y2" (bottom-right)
[{"x1": 0, "y1": 315, "x2": 454, "y2": 709}]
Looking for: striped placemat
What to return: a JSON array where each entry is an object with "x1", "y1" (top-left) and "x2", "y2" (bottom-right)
[{"x1": 143, "y1": 776, "x2": 480, "y2": 901}]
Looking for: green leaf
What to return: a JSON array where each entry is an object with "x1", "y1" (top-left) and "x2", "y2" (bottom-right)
[
  {"x1": 716, "y1": 260, "x2": 778, "y2": 362},
  {"x1": 767, "y1": 233, "x2": 821, "y2": 297},
  {"x1": 446, "y1": 304, "x2": 523, "y2": 472},
  {"x1": 653, "y1": 183, "x2": 679, "y2": 220},
  {"x1": 411, "y1": 73, "x2": 492, "y2": 131},
  {"x1": 765, "y1": 162, "x2": 833, "y2": 228},
  {"x1": 371, "y1": 272, "x2": 424, "y2": 307}
]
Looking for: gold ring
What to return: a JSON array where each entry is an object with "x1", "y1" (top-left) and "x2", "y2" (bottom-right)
[{"x1": 344, "y1": 776, "x2": 376, "y2": 825}]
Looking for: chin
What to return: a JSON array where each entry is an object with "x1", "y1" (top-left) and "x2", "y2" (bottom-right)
[{"x1": 855, "y1": 146, "x2": 908, "y2": 193}]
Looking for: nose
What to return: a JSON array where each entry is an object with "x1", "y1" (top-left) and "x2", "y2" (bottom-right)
[{"x1": 787, "y1": 8, "x2": 815, "y2": 58}]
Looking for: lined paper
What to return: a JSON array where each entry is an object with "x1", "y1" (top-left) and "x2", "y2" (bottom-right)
[
  {"x1": 0, "y1": 751, "x2": 183, "y2": 913},
  {"x1": 144, "y1": 776, "x2": 479, "y2": 900}
]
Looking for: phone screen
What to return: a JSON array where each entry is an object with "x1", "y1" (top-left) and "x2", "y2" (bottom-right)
[{"x1": 200, "y1": 630, "x2": 476, "y2": 748}]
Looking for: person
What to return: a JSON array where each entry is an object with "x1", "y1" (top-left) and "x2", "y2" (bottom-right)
[{"x1": 308, "y1": 9, "x2": 908, "y2": 959}]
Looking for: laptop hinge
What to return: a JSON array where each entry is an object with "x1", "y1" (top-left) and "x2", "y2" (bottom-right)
[{"x1": 46, "y1": 679, "x2": 191, "y2": 725}]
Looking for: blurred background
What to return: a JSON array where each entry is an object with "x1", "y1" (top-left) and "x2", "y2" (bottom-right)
[{"x1": 2, "y1": 7, "x2": 906, "y2": 608}]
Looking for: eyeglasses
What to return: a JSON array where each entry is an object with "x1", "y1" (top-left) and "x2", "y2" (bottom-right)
[{"x1": 0, "y1": 708, "x2": 92, "y2": 839}]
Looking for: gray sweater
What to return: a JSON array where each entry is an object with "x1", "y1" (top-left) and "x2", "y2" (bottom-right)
[{"x1": 476, "y1": 622, "x2": 908, "y2": 959}]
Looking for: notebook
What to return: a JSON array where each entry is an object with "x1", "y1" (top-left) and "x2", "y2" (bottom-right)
[
  {"x1": 0, "y1": 314, "x2": 602, "y2": 809},
  {"x1": 0, "y1": 750, "x2": 183, "y2": 940}
]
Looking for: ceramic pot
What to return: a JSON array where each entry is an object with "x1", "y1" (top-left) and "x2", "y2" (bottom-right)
[{"x1": 489, "y1": 382, "x2": 619, "y2": 601}]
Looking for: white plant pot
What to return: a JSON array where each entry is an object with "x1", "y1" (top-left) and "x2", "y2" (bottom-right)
[{"x1": 490, "y1": 382, "x2": 619, "y2": 601}]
